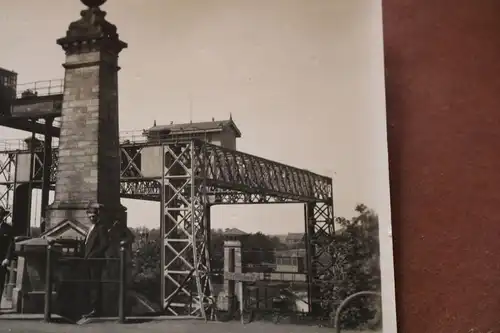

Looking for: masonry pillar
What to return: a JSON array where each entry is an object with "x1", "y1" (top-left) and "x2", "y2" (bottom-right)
[
  {"x1": 45, "y1": 0, "x2": 127, "y2": 230},
  {"x1": 222, "y1": 240, "x2": 242, "y2": 311},
  {"x1": 34, "y1": 0, "x2": 129, "y2": 317}
]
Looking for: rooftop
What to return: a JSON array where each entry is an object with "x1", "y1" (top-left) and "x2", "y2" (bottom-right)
[
  {"x1": 0, "y1": 67, "x2": 17, "y2": 75},
  {"x1": 146, "y1": 118, "x2": 242, "y2": 138},
  {"x1": 222, "y1": 228, "x2": 248, "y2": 236}
]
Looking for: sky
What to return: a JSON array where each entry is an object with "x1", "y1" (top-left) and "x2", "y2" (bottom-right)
[{"x1": 0, "y1": 0, "x2": 390, "y2": 236}]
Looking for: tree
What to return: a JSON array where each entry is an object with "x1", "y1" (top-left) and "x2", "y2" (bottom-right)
[
  {"x1": 243, "y1": 232, "x2": 283, "y2": 268},
  {"x1": 129, "y1": 227, "x2": 162, "y2": 306},
  {"x1": 325, "y1": 204, "x2": 381, "y2": 330},
  {"x1": 209, "y1": 230, "x2": 285, "y2": 275}
]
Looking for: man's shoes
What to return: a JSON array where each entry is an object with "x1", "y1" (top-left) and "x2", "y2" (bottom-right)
[{"x1": 82, "y1": 309, "x2": 100, "y2": 318}]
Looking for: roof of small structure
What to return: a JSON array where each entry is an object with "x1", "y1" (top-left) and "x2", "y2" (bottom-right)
[
  {"x1": 0, "y1": 67, "x2": 17, "y2": 75},
  {"x1": 223, "y1": 228, "x2": 248, "y2": 236},
  {"x1": 147, "y1": 118, "x2": 242, "y2": 138},
  {"x1": 17, "y1": 237, "x2": 49, "y2": 247}
]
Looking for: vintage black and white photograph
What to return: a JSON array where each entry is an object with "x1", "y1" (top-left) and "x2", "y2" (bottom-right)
[{"x1": 0, "y1": 1, "x2": 396, "y2": 332}]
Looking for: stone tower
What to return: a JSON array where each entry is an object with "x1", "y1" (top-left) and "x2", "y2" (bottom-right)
[{"x1": 45, "y1": 0, "x2": 127, "y2": 233}]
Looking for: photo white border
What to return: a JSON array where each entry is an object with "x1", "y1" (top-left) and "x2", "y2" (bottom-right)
[{"x1": 369, "y1": 1, "x2": 398, "y2": 332}]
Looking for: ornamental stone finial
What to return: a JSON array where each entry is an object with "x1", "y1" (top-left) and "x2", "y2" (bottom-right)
[
  {"x1": 81, "y1": 0, "x2": 106, "y2": 8},
  {"x1": 57, "y1": 0, "x2": 127, "y2": 54}
]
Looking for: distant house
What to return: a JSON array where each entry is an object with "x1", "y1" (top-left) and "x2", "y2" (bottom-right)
[
  {"x1": 275, "y1": 233, "x2": 305, "y2": 247},
  {"x1": 274, "y1": 249, "x2": 306, "y2": 273},
  {"x1": 222, "y1": 227, "x2": 248, "y2": 240}
]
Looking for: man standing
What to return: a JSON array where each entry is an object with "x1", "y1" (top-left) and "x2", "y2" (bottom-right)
[
  {"x1": 0, "y1": 207, "x2": 13, "y2": 302},
  {"x1": 83, "y1": 203, "x2": 109, "y2": 318}
]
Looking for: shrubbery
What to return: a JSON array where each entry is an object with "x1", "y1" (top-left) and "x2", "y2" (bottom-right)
[
  {"x1": 130, "y1": 228, "x2": 162, "y2": 306},
  {"x1": 324, "y1": 204, "x2": 382, "y2": 329}
]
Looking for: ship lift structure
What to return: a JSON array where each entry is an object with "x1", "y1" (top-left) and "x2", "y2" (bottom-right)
[{"x1": 0, "y1": 71, "x2": 335, "y2": 318}]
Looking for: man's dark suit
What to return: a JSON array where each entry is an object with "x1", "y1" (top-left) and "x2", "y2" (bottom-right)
[
  {"x1": 0, "y1": 222, "x2": 14, "y2": 300},
  {"x1": 84, "y1": 223, "x2": 109, "y2": 315}
]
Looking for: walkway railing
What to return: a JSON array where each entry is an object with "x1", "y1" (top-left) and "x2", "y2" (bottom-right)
[
  {"x1": 0, "y1": 130, "x2": 203, "y2": 152},
  {"x1": 16, "y1": 80, "x2": 64, "y2": 99}
]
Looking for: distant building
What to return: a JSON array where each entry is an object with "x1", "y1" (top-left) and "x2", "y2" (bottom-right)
[
  {"x1": 0, "y1": 67, "x2": 17, "y2": 89},
  {"x1": 222, "y1": 227, "x2": 248, "y2": 241},
  {"x1": 276, "y1": 232, "x2": 305, "y2": 248},
  {"x1": 0, "y1": 67, "x2": 17, "y2": 116},
  {"x1": 285, "y1": 233, "x2": 305, "y2": 247},
  {"x1": 274, "y1": 249, "x2": 306, "y2": 273}
]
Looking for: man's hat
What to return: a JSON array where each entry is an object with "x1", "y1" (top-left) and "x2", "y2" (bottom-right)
[{"x1": 86, "y1": 202, "x2": 103, "y2": 213}]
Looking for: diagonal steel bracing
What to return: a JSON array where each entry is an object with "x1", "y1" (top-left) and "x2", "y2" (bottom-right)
[
  {"x1": 0, "y1": 153, "x2": 15, "y2": 212},
  {"x1": 160, "y1": 142, "x2": 210, "y2": 317}
]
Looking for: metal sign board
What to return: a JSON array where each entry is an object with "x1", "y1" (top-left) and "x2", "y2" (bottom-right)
[{"x1": 224, "y1": 271, "x2": 259, "y2": 282}]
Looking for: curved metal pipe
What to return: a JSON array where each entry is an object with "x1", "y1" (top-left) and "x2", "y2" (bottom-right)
[{"x1": 334, "y1": 290, "x2": 381, "y2": 333}]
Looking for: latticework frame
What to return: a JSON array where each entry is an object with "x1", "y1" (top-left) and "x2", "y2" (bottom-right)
[{"x1": 0, "y1": 138, "x2": 335, "y2": 318}]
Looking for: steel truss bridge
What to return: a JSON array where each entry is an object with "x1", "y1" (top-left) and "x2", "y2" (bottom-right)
[
  {"x1": 0, "y1": 136, "x2": 334, "y2": 318},
  {"x1": 0, "y1": 80, "x2": 335, "y2": 319}
]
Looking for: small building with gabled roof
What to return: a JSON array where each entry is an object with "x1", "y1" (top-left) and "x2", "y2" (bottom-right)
[
  {"x1": 139, "y1": 117, "x2": 242, "y2": 178},
  {"x1": 144, "y1": 116, "x2": 241, "y2": 151}
]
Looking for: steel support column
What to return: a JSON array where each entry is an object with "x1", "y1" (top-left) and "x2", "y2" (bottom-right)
[
  {"x1": 307, "y1": 200, "x2": 335, "y2": 314},
  {"x1": 25, "y1": 130, "x2": 36, "y2": 236},
  {"x1": 162, "y1": 142, "x2": 211, "y2": 318},
  {"x1": 304, "y1": 202, "x2": 315, "y2": 313},
  {"x1": 0, "y1": 153, "x2": 15, "y2": 211},
  {"x1": 160, "y1": 145, "x2": 166, "y2": 308},
  {"x1": 40, "y1": 117, "x2": 53, "y2": 233}
]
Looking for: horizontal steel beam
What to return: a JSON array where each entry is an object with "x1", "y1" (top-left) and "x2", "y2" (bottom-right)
[
  {"x1": 0, "y1": 139, "x2": 332, "y2": 203},
  {"x1": 0, "y1": 118, "x2": 60, "y2": 137}
]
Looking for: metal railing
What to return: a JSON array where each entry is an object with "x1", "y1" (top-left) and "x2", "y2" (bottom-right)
[
  {"x1": 1, "y1": 260, "x2": 17, "y2": 307},
  {"x1": 0, "y1": 138, "x2": 59, "y2": 152},
  {"x1": 16, "y1": 80, "x2": 64, "y2": 99},
  {"x1": 44, "y1": 240, "x2": 128, "y2": 323},
  {"x1": 119, "y1": 130, "x2": 216, "y2": 146},
  {"x1": 0, "y1": 130, "x2": 205, "y2": 152}
]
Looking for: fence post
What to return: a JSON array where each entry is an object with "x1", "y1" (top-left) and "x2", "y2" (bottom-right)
[
  {"x1": 44, "y1": 240, "x2": 54, "y2": 323},
  {"x1": 118, "y1": 240, "x2": 127, "y2": 323}
]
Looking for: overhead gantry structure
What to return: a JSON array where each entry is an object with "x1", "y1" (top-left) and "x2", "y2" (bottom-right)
[
  {"x1": 0, "y1": 78, "x2": 335, "y2": 318},
  {"x1": 120, "y1": 138, "x2": 334, "y2": 316}
]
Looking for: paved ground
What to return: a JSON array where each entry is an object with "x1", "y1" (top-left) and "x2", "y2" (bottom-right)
[{"x1": 0, "y1": 318, "x2": 380, "y2": 333}]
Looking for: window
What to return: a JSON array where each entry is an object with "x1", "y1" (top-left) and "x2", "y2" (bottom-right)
[{"x1": 8, "y1": 76, "x2": 16, "y2": 87}]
